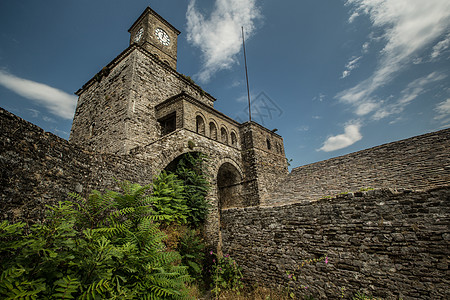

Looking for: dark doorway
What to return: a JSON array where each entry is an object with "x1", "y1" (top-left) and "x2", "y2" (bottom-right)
[{"x1": 217, "y1": 162, "x2": 242, "y2": 210}]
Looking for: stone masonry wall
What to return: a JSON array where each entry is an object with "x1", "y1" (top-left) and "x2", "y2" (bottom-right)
[
  {"x1": 240, "y1": 122, "x2": 289, "y2": 205},
  {"x1": 69, "y1": 51, "x2": 133, "y2": 154},
  {"x1": 155, "y1": 93, "x2": 241, "y2": 148},
  {"x1": 70, "y1": 46, "x2": 215, "y2": 155},
  {"x1": 1, "y1": 107, "x2": 154, "y2": 223},
  {"x1": 125, "y1": 48, "x2": 215, "y2": 152},
  {"x1": 221, "y1": 187, "x2": 450, "y2": 299},
  {"x1": 269, "y1": 129, "x2": 450, "y2": 205},
  {"x1": 131, "y1": 127, "x2": 244, "y2": 247}
]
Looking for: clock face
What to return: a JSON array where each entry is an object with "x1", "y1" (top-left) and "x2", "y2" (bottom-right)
[
  {"x1": 155, "y1": 28, "x2": 170, "y2": 46},
  {"x1": 134, "y1": 27, "x2": 144, "y2": 43}
]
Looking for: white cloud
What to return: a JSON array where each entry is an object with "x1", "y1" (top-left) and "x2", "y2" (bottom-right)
[
  {"x1": 319, "y1": 123, "x2": 363, "y2": 152},
  {"x1": 341, "y1": 56, "x2": 362, "y2": 78},
  {"x1": 339, "y1": 0, "x2": 450, "y2": 113},
  {"x1": 0, "y1": 70, "x2": 77, "y2": 120},
  {"x1": 27, "y1": 108, "x2": 40, "y2": 118},
  {"x1": 372, "y1": 72, "x2": 447, "y2": 120},
  {"x1": 355, "y1": 101, "x2": 379, "y2": 116},
  {"x1": 312, "y1": 93, "x2": 326, "y2": 102},
  {"x1": 53, "y1": 128, "x2": 70, "y2": 139},
  {"x1": 434, "y1": 98, "x2": 450, "y2": 126},
  {"x1": 27, "y1": 108, "x2": 56, "y2": 122},
  {"x1": 431, "y1": 33, "x2": 450, "y2": 59},
  {"x1": 348, "y1": 11, "x2": 360, "y2": 23},
  {"x1": 43, "y1": 116, "x2": 56, "y2": 123},
  {"x1": 362, "y1": 42, "x2": 370, "y2": 53},
  {"x1": 186, "y1": 0, "x2": 261, "y2": 83}
]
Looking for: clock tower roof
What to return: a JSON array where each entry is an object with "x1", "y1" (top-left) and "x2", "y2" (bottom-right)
[{"x1": 128, "y1": 7, "x2": 181, "y2": 36}]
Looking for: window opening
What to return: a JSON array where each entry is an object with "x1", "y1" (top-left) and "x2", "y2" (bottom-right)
[
  {"x1": 209, "y1": 122, "x2": 217, "y2": 140},
  {"x1": 221, "y1": 127, "x2": 228, "y2": 144},
  {"x1": 231, "y1": 132, "x2": 237, "y2": 147},
  {"x1": 158, "y1": 112, "x2": 177, "y2": 135},
  {"x1": 196, "y1": 116, "x2": 205, "y2": 135}
]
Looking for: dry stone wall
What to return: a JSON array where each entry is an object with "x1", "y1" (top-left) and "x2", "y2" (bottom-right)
[
  {"x1": 221, "y1": 187, "x2": 450, "y2": 300},
  {"x1": 269, "y1": 129, "x2": 450, "y2": 205},
  {"x1": 1, "y1": 108, "x2": 154, "y2": 223},
  {"x1": 2, "y1": 105, "x2": 449, "y2": 299}
]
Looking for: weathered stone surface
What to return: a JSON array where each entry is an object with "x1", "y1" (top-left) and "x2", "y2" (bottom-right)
[
  {"x1": 221, "y1": 187, "x2": 450, "y2": 300},
  {"x1": 69, "y1": 42, "x2": 289, "y2": 213},
  {"x1": 268, "y1": 129, "x2": 450, "y2": 205},
  {"x1": 0, "y1": 108, "x2": 154, "y2": 222},
  {"x1": 1, "y1": 7, "x2": 449, "y2": 299}
]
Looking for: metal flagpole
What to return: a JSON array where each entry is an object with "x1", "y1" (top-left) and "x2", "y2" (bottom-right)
[{"x1": 242, "y1": 26, "x2": 252, "y2": 122}]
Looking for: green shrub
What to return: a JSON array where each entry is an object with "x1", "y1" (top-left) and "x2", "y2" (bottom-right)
[
  {"x1": 174, "y1": 153, "x2": 210, "y2": 227},
  {"x1": 151, "y1": 171, "x2": 191, "y2": 225},
  {"x1": 0, "y1": 182, "x2": 193, "y2": 299},
  {"x1": 177, "y1": 228, "x2": 206, "y2": 281},
  {"x1": 209, "y1": 251, "x2": 244, "y2": 297}
]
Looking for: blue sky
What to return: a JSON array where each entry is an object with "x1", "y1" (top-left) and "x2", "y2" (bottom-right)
[{"x1": 1, "y1": 0, "x2": 449, "y2": 169}]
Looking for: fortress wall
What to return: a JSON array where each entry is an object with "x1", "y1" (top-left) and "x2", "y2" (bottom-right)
[
  {"x1": 268, "y1": 129, "x2": 450, "y2": 206},
  {"x1": 2, "y1": 105, "x2": 449, "y2": 298},
  {"x1": 221, "y1": 187, "x2": 450, "y2": 300},
  {"x1": 0, "y1": 108, "x2": 154, "y2": 223},
  {"x1": 69, "y1": 53, "x2": 134, "y2": 155}
]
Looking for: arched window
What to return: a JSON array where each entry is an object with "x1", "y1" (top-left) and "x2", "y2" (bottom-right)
[
  {"x1": 221, "y1": 127, "x2": 228, "y2": 144},
  {"x1": 209, "y1": 122, "x2": 217, "y2": 140},
  {"x1": 196, "y1": 115, "x2": 205, "y2": 135},
  {"x1": 266, "y1": 138, "x2": 271, "y2": 150},
  {"x1": 231, "y1": 132, "x2": 238, "y2": 147}
]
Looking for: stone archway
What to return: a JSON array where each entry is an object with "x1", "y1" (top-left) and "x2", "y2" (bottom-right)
[
  {"x1": 216, "y1": 161, "x2": 243, "y2": 253},
  {"x1": 217, "y1": 162, "x2": 243, "y2": 210},
  {"x1": 164, "y1": 151, "x2": 203, "y2": 172},
  {"x1": 137, "y1": 130, "x2": 245, "y2": 248}
]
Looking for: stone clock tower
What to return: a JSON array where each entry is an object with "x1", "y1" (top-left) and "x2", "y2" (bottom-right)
[
  {"x1": 70, "y1": 6, "x2": 289, "y2": 243},
  {"x1": 128, "y1": 7, "x2": 180, "y2": 69}
]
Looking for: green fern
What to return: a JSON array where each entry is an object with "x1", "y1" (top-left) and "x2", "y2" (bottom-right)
[
  {"x1": 174, "y1": 153, "x2": 210, "y2": 226},
  {"x1": 52, "y1": 275, "x2": 80, "y2": 299},
  {"x1": 0, "y1": 267, "x2": 46, "y2": 300},
  {"x1": 79, "y1": 279, "x2": 109, "y2": 300},
  {"x1": 177, "y1": 228, "x2": 205, "y2": 280},
  {"x1": 0, "y1": 221, "x2": 27, "y2": 253},
  {"x1": 151, "y1": 172, "x2": 190, "y2": 225},
  {"x1": 1, "y1": 181, "x2": 194, "y2": 299}
]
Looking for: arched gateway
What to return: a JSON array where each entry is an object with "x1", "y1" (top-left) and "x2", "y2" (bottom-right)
[
  {"x1": 217, "y1": 161, "x2": 243, "y2": 210},
  {"x1": 69, "y1": 6, "x2": 288, "y2": 248}
]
